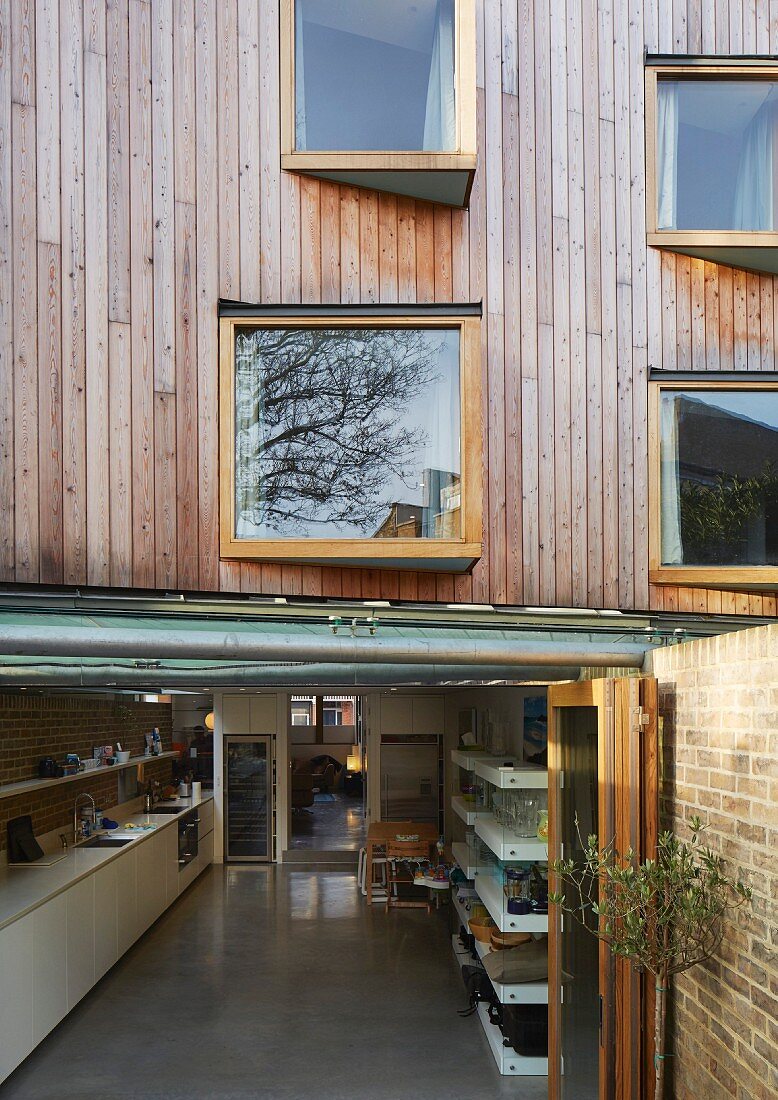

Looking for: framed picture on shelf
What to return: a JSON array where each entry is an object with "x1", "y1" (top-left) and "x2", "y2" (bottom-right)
[
  {"x1": 457, "y1": 707, "x2": 478, "y2": 748},
  {"x1": 523, "y1": 696, "x2": 548, "y2": 765}
]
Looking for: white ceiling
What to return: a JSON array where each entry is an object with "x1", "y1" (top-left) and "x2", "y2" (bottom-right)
[
  {"x1": 300, "y1": 0, "x2": 440, "y2": 52},
  {"x1": 674, "y1": 79, "x2": 778, "y2": 136}
]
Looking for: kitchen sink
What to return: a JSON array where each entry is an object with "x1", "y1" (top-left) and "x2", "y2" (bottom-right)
[
  {"x1": 147, "y1": 806, "x2": 185, "y2": 815},
  {"x1": 81, "y1": 836, "x2": 134, "y2": 848}
]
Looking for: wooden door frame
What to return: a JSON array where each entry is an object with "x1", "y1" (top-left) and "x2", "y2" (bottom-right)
[{"x1": 548, "y1": 677, "x2": 658, "y2": 1100}]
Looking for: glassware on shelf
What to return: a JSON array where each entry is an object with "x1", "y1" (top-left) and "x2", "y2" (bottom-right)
[{"x1": 503, "y1": 864, "x2": 532, "y2": 914}]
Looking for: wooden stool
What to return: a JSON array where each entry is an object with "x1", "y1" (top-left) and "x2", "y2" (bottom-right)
[
  {"x1": 385, "y1": 838, "x2": 433, "y2": 912},
  {"x1": 358, "y1": 846, "x2": 388, "y2": 900}
]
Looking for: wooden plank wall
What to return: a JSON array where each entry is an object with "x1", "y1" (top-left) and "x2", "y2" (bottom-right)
[{"x1": 0, "y1": 0, "x2": 776, "y2": 618}]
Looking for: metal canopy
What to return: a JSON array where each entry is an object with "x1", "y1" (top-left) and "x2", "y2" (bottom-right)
[
  {"x1": 0, "y1": 606, "x2": 656, "y2": 690},
  {"x1": 0, "y1": 591, "x2": 758, "y2": 690}
]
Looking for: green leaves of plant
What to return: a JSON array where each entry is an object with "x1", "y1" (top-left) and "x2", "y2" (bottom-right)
[{"x1": 547, "y1": 817, "x2": 751, "y2": 977}]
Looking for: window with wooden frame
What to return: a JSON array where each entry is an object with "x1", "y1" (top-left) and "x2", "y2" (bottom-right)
[
  {"x1": 646, "y1": 59, "x2": 778, "y2": 274},
  {"x1": 280, "y1": 0, "x2": 476, "y2": 208},
  {"x1": 219, "y1": 306, "x2": 482, "y2": 571},
  {"x1": 649, "y1": 379, "x2": 778, "y2": 589}
]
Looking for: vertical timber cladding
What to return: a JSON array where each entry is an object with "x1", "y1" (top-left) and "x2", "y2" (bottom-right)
[{"x1": 0, "y1": 0, "x2": 776, "y2": 614}]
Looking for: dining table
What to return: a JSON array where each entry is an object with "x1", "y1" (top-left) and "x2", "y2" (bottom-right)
[{"x1": 365, "y1": 820, "x2": 439, "y2": 904}]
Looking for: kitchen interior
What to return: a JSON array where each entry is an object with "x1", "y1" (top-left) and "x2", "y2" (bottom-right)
[{"x1": 0, "y1": 682, "x2": 552, "y2": 1091}]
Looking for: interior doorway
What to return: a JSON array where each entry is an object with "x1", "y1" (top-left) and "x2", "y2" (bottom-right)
[{"x1": 288, "y1": 695, "x2": 367, "y2": 856}]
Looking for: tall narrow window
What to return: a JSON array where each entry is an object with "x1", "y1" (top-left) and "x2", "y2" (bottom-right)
[
  {"x1": 281, "y1": 1, "x2": 476, "y2": 207},
  {"x1": 647, "y1": 62, "x2": 778, "y2": 274},
  {"x1": 651, "y1": 383, "x2": 778, "y2": 586},
  {"x1": 220, "y1": 309, "x2": 482, "y2": 571}
]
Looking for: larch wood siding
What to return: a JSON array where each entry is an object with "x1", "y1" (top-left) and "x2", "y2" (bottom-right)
[{"x1": 0, "y1": 0, "x2": 776, "y2": 617}]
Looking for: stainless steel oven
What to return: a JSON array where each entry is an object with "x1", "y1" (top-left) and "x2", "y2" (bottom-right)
[{"x1": 178, "y1": 808, "x2": 199, "y2": 870}]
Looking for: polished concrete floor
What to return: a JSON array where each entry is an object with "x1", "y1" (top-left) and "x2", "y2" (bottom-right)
[
  {"x1": 2, "y1": 866, "x2": 547, "y2": 1100},
  {"x1": 289, "y1": 791, "x2": 367, "y2": 851}
]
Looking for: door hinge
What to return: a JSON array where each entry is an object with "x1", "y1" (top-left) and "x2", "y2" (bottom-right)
[
  {"x1": 559, "y1": 769, "x2": 565, "y2": 789},
  {"x1": 635, "y1": 706, "x2": 650, "y2": 729}
]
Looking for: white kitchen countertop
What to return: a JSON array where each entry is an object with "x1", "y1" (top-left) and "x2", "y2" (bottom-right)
[{"x1": 0, "y1": 795, "x2": 214, "y2": 932}]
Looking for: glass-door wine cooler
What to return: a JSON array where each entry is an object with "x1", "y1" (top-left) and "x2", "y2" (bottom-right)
[{"x1": 224, "y1": 735, "x2": 274, "y2": 862}]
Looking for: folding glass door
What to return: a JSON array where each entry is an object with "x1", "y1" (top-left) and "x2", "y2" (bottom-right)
[{"x1": 547, "y1": 678, "x2": 659, "y2": 1100}]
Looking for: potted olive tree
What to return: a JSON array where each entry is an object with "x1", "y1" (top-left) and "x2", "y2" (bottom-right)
[{"x1": 549, "y1": 817, "x2": 750, "y2": 1100}]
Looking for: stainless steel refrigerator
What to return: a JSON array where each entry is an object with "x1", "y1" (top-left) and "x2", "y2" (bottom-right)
[
  {"x1": 380, "y1": 735, "x2": 442, "y2": 825},
  {"x1": 223, "y1": 735, "x2": 274, "y2": 862}
]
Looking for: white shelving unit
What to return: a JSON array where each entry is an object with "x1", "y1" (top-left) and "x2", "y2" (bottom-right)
[
  {"x1": 451, "y1": 840, "x2": 479, "y2": 878},
  {"x1": 476, "y1": 1002, "x2": 548, "y2": 1077},
  {"x1": 473, "y1": 759, "x2": 548, "y2": 789},
  {"x1": 450, "y1": 747, "x2": 549, "y2": 1078},
  {"x1": 473, "y1": 870, "x2": 549, "y2": 934},
  {"x1": 452, "y1": 888, "x2": 476, "y2": 930},
  {"x1": 490, "y1": 972, "x2": 549, "y2": 1005},
  {"x1": 451, "y1": 795, "x2": 491, "y2": 825},
  {"x1": 475, "y1": 815, "x2": 548, "y2": 862},
  {"x1": 450, "y1": 749, "x2": 496, "y2": 771}
]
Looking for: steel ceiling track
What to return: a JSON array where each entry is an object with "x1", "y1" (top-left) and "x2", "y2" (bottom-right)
[
  {"x1": 0, "y1": 661, "x2": 579, "y2": 690},
  {"x1": 0, "y1": 623, "x2": 649, "y2": 669}
]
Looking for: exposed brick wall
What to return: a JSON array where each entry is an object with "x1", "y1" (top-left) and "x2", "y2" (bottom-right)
[
  {"x1": 0, "y1": 694, "x2": 173, "y2": 851},
  {"x1": 649, "y1": 624, "x2": 777, "y2": 1100}
]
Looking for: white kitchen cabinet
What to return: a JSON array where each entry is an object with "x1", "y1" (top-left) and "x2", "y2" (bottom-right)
[
  {"x1": 0, "y1": 911, "x2": 34, "y2": 1084},
  {"x1": 199, "y1": 799, "x2": 214, "y2": 836},
  {"x1": 0, "y1": 800, "x2": 214, "y2": 1085},
  {"x1": 380, "y1": 694, "x2": 413, "y2": 732},
  {"x1": 223, "y1": 693, "x2": 277, "y2": 734},
  {"x1": 412, "y1": 695, "x2": 444, "y2": 734},
  {"x1": 178, "y1": 856, "x2": 199, "y2": 893},
  {"x1": 199, "y1": 827, "x2": 214, "y2": 870},
  {"x1": 117, "y1": 846, "x2": 139, "y2": 955},
  {"x1": 66, "y1": 875, "x2": 95, "y2": 1009},
  {"x1": 136, "y1": 828, "x2": 167, "y2": 932},
  {"x1": 32, "y1": 892, "x2": 67, "y2": 1045},
  {"x1": 93, "y1": 861, "x2": 119, "y2": 981},
  {"x1": 250, "y1": 694, "x2": 277, "y2": 732},
  {"x1": 222, "y1": 693, "x2": 250, "y2": 734}
]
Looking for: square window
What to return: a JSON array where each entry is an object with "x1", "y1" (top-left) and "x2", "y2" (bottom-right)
[
  {"x1": 646, "y1": 63, "x2": 778, "y2": 274},
  {"x1": 281, "y1": 0, "x2": 476, "y2": 207},
  {"x1": 651, "y1": 383, "x2": 778, "y2": 586},
  {"x1": 220, "y1": 311, "x2": 482, "y2": 571},
  {"x1": 294, "y1": 0, "x2": 457, "y2": 153}
]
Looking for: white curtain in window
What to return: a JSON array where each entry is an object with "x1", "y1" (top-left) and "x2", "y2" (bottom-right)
[
  {"x1": 235, "y1": 333, "x2": 264, "y2": 539},
  {"x1": 417, "y1": 335, "x2": 460, "y2": 538},
  {"x1": 294, "y1": 1, "x2": 307, "y2": 150},
  {"x1": 423, "y1": 0, "x2": 456, "y2": 152},
  {"x1": 656, "y1": 81, "x2": 679, "y2": 230},
  {"x1": 733, "y1": 98, "x2": 775, "y2": 231},
  {"x1": 660, "y1": 396, "x2": 684, "y2": 565}
]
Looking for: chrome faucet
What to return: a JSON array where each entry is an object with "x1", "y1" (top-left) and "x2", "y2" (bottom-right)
[{"x1": 74, "y1": 792, "x2": 96, "y2": 843}]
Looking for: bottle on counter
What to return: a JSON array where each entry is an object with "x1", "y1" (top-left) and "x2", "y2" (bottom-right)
[
  {"x1": 143, "y1": 782, "x2": 154, "y2": 813},
  {"x1": 151, "y1": 727, "x2": 162, "y2": 756}
]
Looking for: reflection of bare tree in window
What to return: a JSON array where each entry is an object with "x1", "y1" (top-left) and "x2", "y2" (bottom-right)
[{"x1": 235, "y1": 328, "x2": 443, "y2": 535}]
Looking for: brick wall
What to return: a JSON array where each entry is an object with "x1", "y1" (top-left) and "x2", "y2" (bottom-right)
[
  {"x1": 0, "y1": 694, "x2": 174, "y2": 851},
  {"x1": 649, "y1": 624, "x2": 777, "y2": 1100}
]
